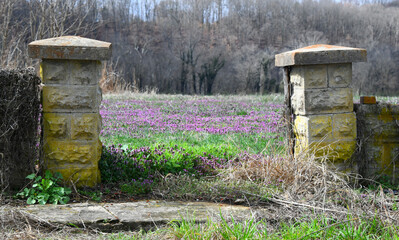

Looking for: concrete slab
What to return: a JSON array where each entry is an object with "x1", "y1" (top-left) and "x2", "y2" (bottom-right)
[
  {"x1": 275, "y1": 44, "x2": 367, "y2": 67},
  {"x1": 28, "y1": 36, "x2": 112, "y2": 60},
  {"x1": 19, "y1": 201, "x2": 257, "y2": 231}
]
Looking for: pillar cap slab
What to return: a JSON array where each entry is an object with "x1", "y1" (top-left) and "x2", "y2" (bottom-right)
[
  {"x1": 28, "y1": 36, "x2": 112, "y2": 60},
  {"x1": 275, "y1": 44, "x2": 367, "y2": 67}
]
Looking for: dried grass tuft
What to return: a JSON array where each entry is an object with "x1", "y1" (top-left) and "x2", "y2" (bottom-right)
[
  {"x1": 220, "y1": 144, "x2": 399, "y2": 225},
  {"x1": 99, "y1": 63, "x2": 133, "y2": 94}
]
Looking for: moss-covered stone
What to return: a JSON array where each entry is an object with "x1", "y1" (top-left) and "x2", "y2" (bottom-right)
[
  {"x1": 295, "y1": 140, "x2": 356, "y2": 163},
  {"x1": 43, "y1": 113, "x2": 69, "y2": 139},
  {"x1": 332, "y1": 112, "x2": 356, "y2": 139},
  {"x1": 294, "y1": 115, "x2": 333, "y2": 141},
  {"x1": 71, "y1": 114, "x2": 100, "y2": 140},
  {"x1": 42, "y1": 85, "x2": 100, "y2": 112}
]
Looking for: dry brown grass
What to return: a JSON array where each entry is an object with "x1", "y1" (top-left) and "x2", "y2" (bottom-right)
[
  {"x1": 219, "y1": 145, "x2": 399, "y2": 226},
  {"x1": 99, "y1": 63, "x2": 133, "y2": 94}
]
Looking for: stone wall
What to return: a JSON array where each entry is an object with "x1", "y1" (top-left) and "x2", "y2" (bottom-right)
[
  {"x1": 0, "y1": 69, "x2": 41, "y2": 190},
  {"x1": 355, "y1": 103, "x2": 399, "y2": 179}
]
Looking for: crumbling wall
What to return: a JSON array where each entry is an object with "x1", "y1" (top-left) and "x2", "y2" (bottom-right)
[
  {"x1": 355, "y1": 103, "x2": 399, "y2": 180},
  {"x1": 0, "y1": 68, "x2": 41, "y2": 191}
]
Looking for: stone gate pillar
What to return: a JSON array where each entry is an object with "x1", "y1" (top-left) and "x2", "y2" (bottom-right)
[
  {"x1": 275, "y1": 45, "x2": 367, "y2": 168},
  {"x1": 28, "y1": 36, "x2": 111, "y2": 187}
]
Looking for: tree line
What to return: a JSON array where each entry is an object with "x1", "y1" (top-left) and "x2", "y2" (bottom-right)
[{"x1": 0, "y1": 0, "x2": 398, "y2": 95}]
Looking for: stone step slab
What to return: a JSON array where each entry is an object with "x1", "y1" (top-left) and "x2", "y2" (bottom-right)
[{"x1": 19, "y1": 201, "x2": 257, "y2": 231}]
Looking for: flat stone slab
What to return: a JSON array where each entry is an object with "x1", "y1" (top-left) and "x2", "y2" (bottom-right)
[
  {"x1": 29, "y1": 36, "x2": 111, "y2": 60},
  {"x1": 275, "y1": 44, "x2": 367, "y2": 67},
  {"x1": 18, "y1": 201, "x2": 256, "y2": 231}
]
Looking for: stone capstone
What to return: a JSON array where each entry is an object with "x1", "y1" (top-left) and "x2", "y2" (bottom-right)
[
  {"x1": 360, "y1": 96, "x2": 377, "y2": 105},
  {"x1": 275, "y1": 44, "x2": 367, "y2": 67},
  {"x1": 29, "y1": 36, "x2": 112, "y2": 60}
]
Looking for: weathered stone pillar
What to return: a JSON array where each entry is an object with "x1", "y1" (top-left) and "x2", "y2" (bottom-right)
[
  {"x1": 28, "y1": 36, "x2": 111, "y2": 187},
  {"x1": 275, "y1": 45, "x2": 366, "y2": 168}
]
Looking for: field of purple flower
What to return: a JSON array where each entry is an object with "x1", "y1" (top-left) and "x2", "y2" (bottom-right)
[
  {"x1": 100, "y1": 94, "x2": 285, "y2": 154},
  {"x1": 97, "y1": 94, "x2": 286, "y2": 194}
]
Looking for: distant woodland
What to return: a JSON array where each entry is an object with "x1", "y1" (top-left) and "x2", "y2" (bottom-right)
[{"x1": 0, "y1": 0, "x2": 398, "y2": 95}]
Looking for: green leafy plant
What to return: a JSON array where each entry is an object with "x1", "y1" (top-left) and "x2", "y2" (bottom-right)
[{"x1": 16, "y1": 170, "x2": 72, "y2": 205}]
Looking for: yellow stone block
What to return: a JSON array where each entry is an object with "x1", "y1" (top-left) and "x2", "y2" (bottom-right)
[
  {"x1": 295, "y1": 140, "x2": 356, "y2": 163},
  {"x1": 292, "y1": 87, "x2": 353, "y2": 115},
  {"x1": 328, "y1": 63, "x2": 352, "y2": 88},
  {"x1": 71, "y1": 113, "x2": 100, "y2": 140},
  {"x1": 369, "y1": 143, "x2": 399, "y2": 176},
  {"x1": 294, "y1": 115, "x2": 332, "y2": 141},
  {"x1": 290, "y1": 65, "x2": 328, "y2": 89},
  {"x1": 42, "y1": 85, "x2": 100, "y2": 112},
  {"x1": 332, "y1": 112, "x2": 356, "y2": 139},
  {"x1": 378, "y1": 107, "x2": 399, "y2": 123},
  {"x1": 40, "y1": 60, "x2": 67, "y2": 84},
  {"x1": 44, "y1": 140, "x2": 101, "y2": 187},
  {"x1": 293, "y1": 116, "x2": 308, "y2": 137},
  {"x1": 44, "y1": 141, "x2": 101, "y2": 166},
  {"x1": 69, "y1": 60, "x2": 102, "y2": 85},
  {"x1": 43, "y1": 113, "x2": 69, "y2": 139},
  {"x1": 48, "y1": 167, "x2": 100, "y2": 187},
  {"x1": 309, "y1": 115, "x2": 332, "y2": 139}
]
